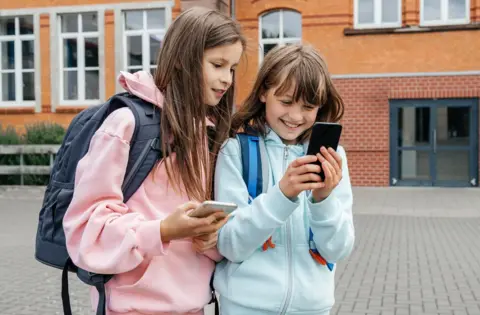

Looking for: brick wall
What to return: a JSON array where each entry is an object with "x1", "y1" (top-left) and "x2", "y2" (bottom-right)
[{"x1": 334, "y1": 75, "x2": 480, "y2": 186}]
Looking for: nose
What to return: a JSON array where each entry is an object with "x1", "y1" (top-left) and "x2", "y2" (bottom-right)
[
  {"x1": 220, "y1": 69, "x2": 232, "y2": 88},
  {"x1": 288, "y1": 105, "x2": 304, "y2": 122}
]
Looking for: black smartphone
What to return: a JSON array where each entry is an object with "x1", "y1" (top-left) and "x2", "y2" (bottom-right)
[{"x1": 306, "y1": 122, "x2": 343, "y2": 181}]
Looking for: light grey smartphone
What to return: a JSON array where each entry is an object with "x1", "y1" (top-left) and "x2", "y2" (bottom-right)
[{"x1": 188, "y1": 201, "x2": 238, "y2": 218}]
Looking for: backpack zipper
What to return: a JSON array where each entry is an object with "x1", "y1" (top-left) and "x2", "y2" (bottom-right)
[{"x1": 279, "y1": 146, "x2": 294, "y2": 315}]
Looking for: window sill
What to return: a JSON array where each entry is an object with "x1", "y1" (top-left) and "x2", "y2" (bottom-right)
[
  {"x1": 344, "y1": 23, "x2": 480, "y2": 36},
  {"x1": 0, "y1": 107, "x2": 35, "y2": 115}
]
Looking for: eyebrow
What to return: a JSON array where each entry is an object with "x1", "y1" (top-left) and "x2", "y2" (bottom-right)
[{"x1": 211, "y1": 57, "x2": 238, "y2": 67}]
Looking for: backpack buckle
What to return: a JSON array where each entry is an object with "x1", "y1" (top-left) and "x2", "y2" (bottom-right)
[{"x1": 150, "y1": 138, "x2": 161, "y2": 152}]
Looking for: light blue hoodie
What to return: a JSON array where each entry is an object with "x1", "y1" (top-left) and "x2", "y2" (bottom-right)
[{"x1": 213, "y1": 128, "x2": 355, "y2": 315}]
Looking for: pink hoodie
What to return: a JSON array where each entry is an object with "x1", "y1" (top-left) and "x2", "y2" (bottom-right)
[{"x1": 63, "y1": 71, "x2": 221, "y2": 315}]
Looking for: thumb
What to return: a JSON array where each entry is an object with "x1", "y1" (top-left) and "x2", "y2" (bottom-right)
[{"x1": 178, "y1": 201, "x2": 201, "y2": 212}]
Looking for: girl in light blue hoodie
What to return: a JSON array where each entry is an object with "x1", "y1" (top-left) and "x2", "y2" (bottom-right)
[{"x1": 213, "y1": 44, "x2": 355, "y2": 315}]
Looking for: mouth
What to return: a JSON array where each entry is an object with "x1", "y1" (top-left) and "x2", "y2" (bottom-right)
[
  {"x1": 212, "y1": 88, "x2": 226, "y2": 98},
  {"x1": 281, "y1": 119, "x2": 302, "y2": 129}
]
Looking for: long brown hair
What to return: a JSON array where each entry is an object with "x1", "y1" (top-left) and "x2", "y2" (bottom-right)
[
  {"x1": 154, "y1": 7, "x2": 246, "y2": 201},
  {"x1": 231, "y1": 44, "x2": 344, "y2": 143}
]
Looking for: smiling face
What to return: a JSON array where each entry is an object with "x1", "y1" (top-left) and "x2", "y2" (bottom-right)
[
  {"x1": 202, "y1": 41, "x2": 243, "y2": 107},
  {"x1": 261, "y1": 81, "x2": 320, "y2": 145}
]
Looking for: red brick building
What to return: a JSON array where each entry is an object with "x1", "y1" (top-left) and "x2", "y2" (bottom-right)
[{"x1": 1, "y1": 0, "x2": 479, "y2": 187}]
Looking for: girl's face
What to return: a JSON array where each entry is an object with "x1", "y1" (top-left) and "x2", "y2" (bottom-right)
[
  {"x1": 261, "y1": 82, "x2": 320, "y2": 145},
  {"x1": 202, "y1": 41, "x2": 243, "y2": 106}
]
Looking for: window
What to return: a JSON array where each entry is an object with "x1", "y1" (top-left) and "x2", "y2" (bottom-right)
[
  {"x1": 0, "y1": 15, "x2": 35, "y2": 105},
  {"x1": 123, "y1": 9, "x2": 167, "y2": 76},
  {"x1": 355, "y1": 0, "x2": 402, "y2": 28},
  {"x1": 421, "y1": 0, "x2": 470, "y2": 25},
  {"x1": 259, "y1": 10, "x2": 301, "y2": 60},
  {"x1": 59, "y1": 13, "x2": 100, "y2": 103}
]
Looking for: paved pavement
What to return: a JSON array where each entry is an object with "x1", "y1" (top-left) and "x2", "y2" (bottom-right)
[{"x1": 0, "y1": 186, "x2": 479, "y2": 315}]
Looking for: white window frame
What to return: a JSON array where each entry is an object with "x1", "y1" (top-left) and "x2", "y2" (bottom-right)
[
  {"x1": 258, "y1": 10, "x2": 302, "y2": 64},
  {"x1": 420, "y1": 0, "x2": 470, "y2": 26},
  {"x1": 122, "y1": 9, "x2": 167, "y2": 75},
  {"x1": 0, "y1": 13, "x2": 41, "y2": 110},
  {"x1": 354, "y1": 0, "x2": 402, "y2": 29},
  {"x1": 57, "y1": 12, "x2": 102, "y2": 106},
  {"x1": 115, "y1": 3, "x2": 172, "y2": 92}
]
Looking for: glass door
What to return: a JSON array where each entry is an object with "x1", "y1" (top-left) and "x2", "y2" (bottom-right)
[{"x1": 390, "y1": 99, "x2": 478, "y2": 187}]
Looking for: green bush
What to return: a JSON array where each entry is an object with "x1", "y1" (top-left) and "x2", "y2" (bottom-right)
[{"x1": 0, "y1": 122, "x2": 66, "y2": 185}]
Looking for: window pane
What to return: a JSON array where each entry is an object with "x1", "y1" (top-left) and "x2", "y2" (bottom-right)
[
  {"x1": 1, "y1": 41, "x2": 15, "y2": 70},
  {"x1": 63, "y1": 70, "x2": 78, "y2": 100},
  {"x1": 283, "y1": 11, "x2": 301, "y2": 38},
  {"x1": 85, "y1": 70, "x2": 99, "y2": 100},
  {"x1": 382, "y1": 0, "x2": 399, "y2": 23},
  {"x1": 128, "y1": 67, "x2": 142, "y2": 74},
  {"x1": 424, "y1": 0, "x2": 441, "y2": 21},
  {"x1": 147, "y1": 9, "x2": 165, "y2": 30},
  {"x1": 261, "y1": 11, "x2": 280, "y2": 39},
  {"x1": 263, "y1": 43, "x2": 277, "y2": 57},
  {"x1": 449, "y1": 0, "x2": 467, "y2": 19},
  {"x1": 61, "y1": 14, "x2": 78, "y2": 33},
  {"x1": 0, "y1": 17, "x2": 16, "y2": 36},
  {"x1": 149, "y1": 34, "x2": 162, "y2": 65},
  {"x1": 358, "y1": 0, "x2": 375, "y2": 24},
  {"x1": 1, "y1": 73, "x2": 15, "y2": 101},
  {"x1": 127, "y1": 36, "x2": 142, "y2": 66},
  {"x1": 125, "y1": 11, "x2": 143, "y2": 30},
  {"x1": 85, "y1": 38, "x2": 98, "y2": 67},
  {"x1": 19, "y1": 16, "x2": 34, "y2": 35},
  {"x1": 150, "y1": 67, "x2": 156, "y2": 76},
  {"x1": 22, "y1": 72, "x2": 35, "y2": 101},
  {"x1": 22, "y1": 40, "x2": 35, "y2": 69},
  {"x1": 63, "y1": 38, "x2": 77, "y2": 68},
  {"x1": 82, "y1": 13, "x2": 98, "y2": 32},
  {"x1": 399, "y1": 150, "x2": 430, "y2": 180}
]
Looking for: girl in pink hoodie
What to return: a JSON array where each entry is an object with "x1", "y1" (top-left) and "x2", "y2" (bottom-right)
[{"x1": 62, "y1": 7, "x2": 245, "y2": 315}]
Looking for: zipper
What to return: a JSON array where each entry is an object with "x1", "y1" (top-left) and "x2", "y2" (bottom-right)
[{"x1": 279, "y1": 146, "x2": 294, "y2": 315}]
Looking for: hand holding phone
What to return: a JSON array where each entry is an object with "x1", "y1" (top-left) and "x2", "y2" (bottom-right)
[
  {"x1": 306, "y1": 122, "x2": 343, "y2": 181},
  {"x1": 187, "y1": 201, "x2": 238, "y2": 219}
]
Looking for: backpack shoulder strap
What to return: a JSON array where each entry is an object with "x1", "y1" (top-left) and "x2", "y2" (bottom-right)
[
  {"x1": 110, "y1": 93, "x2": 162, "y2": 202},
  {"x1": 237, "y1": 133, "x2": 261, "y2": 200}
]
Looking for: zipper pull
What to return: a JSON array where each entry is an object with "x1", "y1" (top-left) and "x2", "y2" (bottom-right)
[{"x1": 284, "y1": 147, "x2": 289, "y2": 160}]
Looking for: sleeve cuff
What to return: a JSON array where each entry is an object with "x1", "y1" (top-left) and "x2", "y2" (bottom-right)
[
  {"x1": 136, "y1": 219, "x2": 170, "y2": 257},
  {"x1": 307, "y1": 193, "x2": 339, "y2": 221},
  {"x1": 262, "y1": 184, "x2": 300, "y2": 222}
]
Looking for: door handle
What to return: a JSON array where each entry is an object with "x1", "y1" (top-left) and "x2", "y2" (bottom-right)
[{"x1": 433, "y1": 129, "x2": 437, "y2": 153}]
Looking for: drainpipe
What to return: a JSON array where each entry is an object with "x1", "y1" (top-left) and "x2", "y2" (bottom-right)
[{"x1": 230, "y1": 0, "x2": 235, "y2": 18}]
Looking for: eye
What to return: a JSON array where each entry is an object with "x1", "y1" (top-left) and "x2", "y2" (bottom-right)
[
  {"x1": 280, "y1": 100, "x2": 292, "y2": 105},
  {"x1": 304, "y1": 105, "x2": 316, "y2": 111},
  {"x1": 212, "y1": 63, "x2": 222, "y2": 68}
]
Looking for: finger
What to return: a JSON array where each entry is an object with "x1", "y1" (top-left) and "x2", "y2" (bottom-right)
[
  {"x1": 193, "y1": 223, "x2": 220, "y2": 236},
  {"x1": 322, "y1": 160, "x2": 333, "y2": 185},
  {"x1": 290, "y1": 155, "x2": 318, "y2": 169},
  {"x1": 320, "y1": 147, "x2": 340, "y2": 175},
  {"x1": 329, "y1": 147, "x2": 343, "y2": 171},
  {"x1": 291, "y1": 163, "x2": 322, "y2": 176},
  {"x1": 327, "y1": 161, "x2": 341, "y2": 183},
  {"x1": 294, "y1": 173, "x2": 322, "y2": 184},
  {"x1": 297, "y1": 182, "x2": 326, "y2": 191},
  {"x1": 178, "y1": 201, "x2": 201, "y2": 212}
]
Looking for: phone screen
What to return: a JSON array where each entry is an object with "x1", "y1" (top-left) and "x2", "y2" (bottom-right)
[{"x1": 306, "y1": 122, "x2": 343, "y2": 180}]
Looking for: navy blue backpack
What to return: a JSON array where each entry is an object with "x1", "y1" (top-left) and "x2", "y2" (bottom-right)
[
  {"x1": 34, "y1": 93, "x2": 218, "y2": 315},
  {"x1": 236, "y1": 132, "x2": 334, "y2": 270}
]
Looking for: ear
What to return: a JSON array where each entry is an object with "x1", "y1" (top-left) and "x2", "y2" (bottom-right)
[{"x1": 259, "y1": 90, "x2": 267, "y2": 103}]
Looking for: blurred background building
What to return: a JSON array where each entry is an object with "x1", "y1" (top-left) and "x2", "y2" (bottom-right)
[{"x1": 0, "y1": 0, "x2": 479, "y2": 187}]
